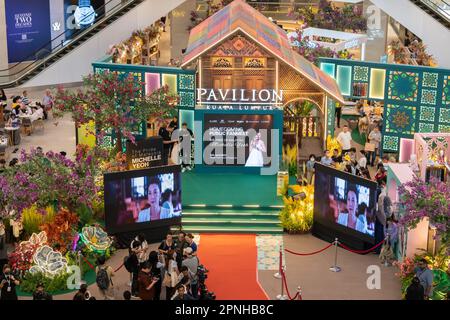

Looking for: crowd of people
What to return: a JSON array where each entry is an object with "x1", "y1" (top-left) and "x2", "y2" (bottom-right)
[
  {"x1": 0, "y1": 230, "x2": 206, "y2": 301},
  {"x1": 0, "y1": 88, "x2": 54, "y2": 155}
]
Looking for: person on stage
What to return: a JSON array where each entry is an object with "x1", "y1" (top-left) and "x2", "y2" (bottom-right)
[
  {"x1": 137, "y1": 177, "x2": 172, "y2": 222},
  {"x1": 245, "y1": 131, "x2": 266, "y2": 167}
]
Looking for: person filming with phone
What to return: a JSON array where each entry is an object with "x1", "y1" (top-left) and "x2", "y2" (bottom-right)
[{"x1": 0, "y1": 264, "x2": 20, "y2": 300}]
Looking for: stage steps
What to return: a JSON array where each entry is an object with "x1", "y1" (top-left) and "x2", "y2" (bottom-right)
[{"x1": 173, "y1": 206, "x2": 283, "y2": 234}]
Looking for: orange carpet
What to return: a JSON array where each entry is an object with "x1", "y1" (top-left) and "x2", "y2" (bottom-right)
[{"x1": 197, "y1": 234, "x2": 268, "y2": 300}]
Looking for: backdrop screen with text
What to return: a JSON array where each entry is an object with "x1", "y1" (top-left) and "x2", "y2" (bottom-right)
[
  {"x1": 313, "y1": 164, "x2": 377, "y2": 242},
  {"x1": 104, "y1": 166, "x2": 181, "y2": 234},
  {"x1": 203, "y1": 113, "x2": 273, "y2": 167}
]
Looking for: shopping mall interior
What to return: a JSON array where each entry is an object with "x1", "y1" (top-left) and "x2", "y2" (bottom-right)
[{"x1": 0, "y1": 0, "x2": 449, "y2": 302}]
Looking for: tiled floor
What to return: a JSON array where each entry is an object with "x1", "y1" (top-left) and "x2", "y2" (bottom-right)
[{"x1": 257, "y1": 234, "x2": 284, "y2": 271}]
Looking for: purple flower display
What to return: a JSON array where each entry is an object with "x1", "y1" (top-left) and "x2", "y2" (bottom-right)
[{"x1": 398, "y1": 177, "x2": 450, "y2": 248}]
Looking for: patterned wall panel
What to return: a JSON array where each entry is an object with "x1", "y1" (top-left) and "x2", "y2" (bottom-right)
[{"x1": 319, "y1": 58, "x2": 450, "y2": 153}]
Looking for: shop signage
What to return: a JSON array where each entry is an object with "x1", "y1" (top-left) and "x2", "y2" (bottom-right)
[
  {"x1": 74, "y1": 0, "x2": 96, "y2": 26},
  {"x1": 197, "y1": 88, "x2": 284, "y2": 103},
  {"x1": 126, "y1": 137, "x2": 163, "y2": 170},
  {"x1": 5, "y1": 0, "x2": 52, "y2": 63}
]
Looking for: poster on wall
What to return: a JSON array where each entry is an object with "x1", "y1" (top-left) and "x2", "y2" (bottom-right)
[
  {"x1": 203, "y1": 113, "x2": 273, "y2": 167},
  {"x1": 5, "y1": 0, "x2": 52, "y2": 63},
  {"x1": 126, "y1": 137, "x2": 164, "y2": 170},
  {"x1": 64, "y1": 0, "x2": 105, "y2": 38}
]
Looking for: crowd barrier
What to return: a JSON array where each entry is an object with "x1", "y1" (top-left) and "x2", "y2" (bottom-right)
[{"x1": 276, "y1": 237, "x2": 387, "y2": 300}]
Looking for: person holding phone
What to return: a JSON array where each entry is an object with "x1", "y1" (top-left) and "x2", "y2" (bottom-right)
[
  {"x1": 0, "y1": 264, "x2": 20, "y2": 300},
  {"x1": 138, "y1": 262, "x2": 159, "y2": 300}
]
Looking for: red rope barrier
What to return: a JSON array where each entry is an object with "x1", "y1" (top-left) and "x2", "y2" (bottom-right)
[
  {"x1": 114, "y1": 262, "x2": 124, "y2": 273},
  {"x1": 82, "y1": 256, "x2": 95, "y2": 270},
  {"x1": 338, "y1": 239, "x2": 385, "y2": 254},
  {"x1": 280, "y1": 269, "x2": 300, "y2": 300},
  {"x1": 284, "y1": 242, "x2": 334, "y2": 256}
]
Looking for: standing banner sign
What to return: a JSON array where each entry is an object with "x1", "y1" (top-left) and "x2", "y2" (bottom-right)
[
  {"x1": 126, "y1": 137, "x2": 164, "y2": 170},
  {"x1": 5, "y1": 0, "x2": 52, "y2": 63}
]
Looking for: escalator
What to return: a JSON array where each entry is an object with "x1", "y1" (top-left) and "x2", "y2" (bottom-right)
[
  {"x1": 410, "y1": 0, "x2": 450, "y2": 29},
  {"x1": 370, "y1": 0, "x2": 450, "y2": 68},
  {"x1": 0, "y1": 0, "x2": 186, "y2": 89}
]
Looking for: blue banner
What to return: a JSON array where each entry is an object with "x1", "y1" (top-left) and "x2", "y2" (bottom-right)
[{"x1": 5, "y1": 0, "x2": 51, "y2": 63}]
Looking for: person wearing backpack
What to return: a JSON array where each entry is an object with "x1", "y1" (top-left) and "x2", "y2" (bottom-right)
[
  {"x1": 125, "y1": 241, "x2": 140, "y2": 297},
  {"x1": 95, "y1": 256, "x2": 115, "y2": 300}
]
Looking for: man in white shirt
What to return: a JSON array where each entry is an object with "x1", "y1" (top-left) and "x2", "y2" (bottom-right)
[{"x1": 336, "y1": 125, "x2": 352, "y2": 153}]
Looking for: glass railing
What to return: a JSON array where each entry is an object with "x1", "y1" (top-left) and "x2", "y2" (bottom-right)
[
  {"x1": 195, "y1": 1, "x2": 318, "y2": 16},
  {"x1": 0, "y1": 0, "x2": 142, "y2": 87},
  {"x1": 420, "y1": 0, "x2": 450, "y2": 22}
]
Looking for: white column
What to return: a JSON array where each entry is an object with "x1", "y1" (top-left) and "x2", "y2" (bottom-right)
[
  {"x1": 0, "y1": 0, "x2": 9, "y2": 72},
  {"x1": 361, "y1": 42, "x2": 366, "y2": 61},
  {"x1": 49, "y1": 0, "x2": 66, "y2": 50}
]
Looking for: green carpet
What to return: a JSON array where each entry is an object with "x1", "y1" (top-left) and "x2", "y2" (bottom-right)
[{"x1": 182, "y1": 171, "x2": 282, "y2": 207}]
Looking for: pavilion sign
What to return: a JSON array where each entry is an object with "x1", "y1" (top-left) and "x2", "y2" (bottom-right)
[{"x1": 197, "y1": 88, "x2": 284, "y2": 104}]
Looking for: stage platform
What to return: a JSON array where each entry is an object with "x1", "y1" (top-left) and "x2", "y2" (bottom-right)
[{"x1": 178, "y1": 171, "x2": 283, "y2": 234}]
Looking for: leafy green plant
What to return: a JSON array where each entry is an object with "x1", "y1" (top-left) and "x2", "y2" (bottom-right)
[
  {"x1": 76, "y1": 204, "x2": 95, "y2": 227},
  {"x1": 282, "y1": 144, "x2": 297, "y2": 176},
  {"x1": 279, "y1": 185, "x2": 314, "y2": 233},
  {"x1": 22, "y1": 206, "x2": 56, "y2": 237},
  {"x1": 19, "y1": 271, "x2": 71, "y2": 293}
]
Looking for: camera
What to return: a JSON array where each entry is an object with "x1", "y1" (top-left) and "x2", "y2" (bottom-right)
[{"x1": 197, "y1": 264, "x2": 216, "y2": 300}]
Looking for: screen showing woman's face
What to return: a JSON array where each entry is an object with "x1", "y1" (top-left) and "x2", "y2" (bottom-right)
[
  {"x1": 148, "y1": 184, "x2": 161, "y2": 206},
  {"x1": 346, "y1": 191, "x2": 357, "y2": 215}
]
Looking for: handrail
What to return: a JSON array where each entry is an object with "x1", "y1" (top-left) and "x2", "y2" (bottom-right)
[
  {"x1": 419, "y1": 0, "x2": 450, "y2": 21},
  {"x1": 0, "y1": 0, "x2": 142, "y2": 86}
]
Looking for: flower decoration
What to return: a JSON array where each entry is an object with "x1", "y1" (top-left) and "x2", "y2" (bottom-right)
[
  {"x1": 80, "y1": 226, "x2": 113, "y2": 253},
  {"x1": 8, "y1": 231, "x2": 48, "y2": 272},
  {"x1": 29, "y1": 245, "x2": 68, "y2": 276},
  {"x1": 18, "y1": 231, "x2": 48, "y2": 254}
]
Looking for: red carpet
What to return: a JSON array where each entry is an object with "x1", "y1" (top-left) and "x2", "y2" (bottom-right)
[{"x1": 197, "y1": 234, "x2": 269, "y2": 300}]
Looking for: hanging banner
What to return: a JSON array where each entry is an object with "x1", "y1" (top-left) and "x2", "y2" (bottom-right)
[
  {"x1": 126, "y1": 137, "x2": 164, "y2": 170},
  {"x1": 5, "y1": 0, "x2": 52, "y2": 63}
]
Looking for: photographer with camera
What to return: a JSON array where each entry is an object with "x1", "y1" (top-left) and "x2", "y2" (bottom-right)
[
  {"x1": 182, "y1": 247, "x2": 199, "y2": 298},
  {"x1": 0, "y1": 264, "x2": 20, "y2": 300},
  {"x1": 32, "y1": 282, "x2": 53, "y2": 300}
]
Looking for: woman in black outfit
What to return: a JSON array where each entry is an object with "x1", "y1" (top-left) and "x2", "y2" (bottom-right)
[{"x1": 148, "y1": 251, "x2": 162, "y2": 300}]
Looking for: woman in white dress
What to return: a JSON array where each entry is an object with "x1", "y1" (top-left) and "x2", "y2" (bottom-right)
[{"x1": 245, "y1": 132, "x2": 267, "y2": 167}]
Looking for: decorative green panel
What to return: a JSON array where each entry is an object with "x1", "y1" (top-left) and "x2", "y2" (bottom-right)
[
  {"x1": 422, "y1": 72, "x2": 438, "y2": 88},
  {"x1": 353, "y1": 66, "x2": 369, "y2": 82},
  {"x1": 383, "y1": 135, "x2": 399, "y2": 151},
  {"x1": 179, "y1": 74, "x2": 195, "y2": 90},
  {"x1": 385, "y1": 104, "x2": 416, "y2": 136},
  {"x1": 421, "y1": 89, "x2": 437, "y2": 105},
  {"x1": 439, "y1": 108, "x2": 450, "y2": 123},
  {"x1": 336, "y1": 65, "x2": 352, "y2": 96},
  {"x1": 318, "y1": 58, "x2": 450, "y2": 153},
  {"x1": 180, "y1": 91, "x2": 195, "y2": 107},
  {"x1": 419, "y1": 106, "x2": 436, "y2": 122},
  {"x1": 418, "y1": 123, "x2": 435, "y2": 133},
  {"x1": 387, "y1": 71, "x2": 419, "y2": 102},
  {"x1": 326, "y1": 98, "x2": 336, "y2": 137},
  {"x1": 443, "y1": 75, "x2": 450, "y2": 105},
  {"x1": 438, "y1": 124, "x2": 450, "y2": 132}
]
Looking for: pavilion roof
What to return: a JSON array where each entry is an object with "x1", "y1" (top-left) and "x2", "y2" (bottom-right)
[{"x1": 181, "y1": 0, "x2": 345, "y2": 104}]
